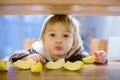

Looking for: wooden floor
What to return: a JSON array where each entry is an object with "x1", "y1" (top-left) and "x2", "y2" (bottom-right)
[{"x1": 0, "y1": 61, "x2": 120, "y2": 80}]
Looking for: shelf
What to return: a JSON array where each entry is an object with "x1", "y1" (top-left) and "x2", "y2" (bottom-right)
[{"x1": 0, "y1": 0, "x2": 120, "y2": 15}]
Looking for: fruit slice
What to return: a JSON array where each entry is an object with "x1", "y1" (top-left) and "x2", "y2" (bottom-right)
[
  {"x1": 13, "y1": 59, "x2": 35, "y2": 69},
  {"x1": 82, "y1": 55, "x2": 96, "y2": 64},
  {"x1": 45, "y1": 58, "x2": 65, "y2": 69},
  {"x1": 0, "y1": 60, "x2": 9, "y2": 71},
  {"x1": 31, "y1": 61, "x2": 42, "y2": 73},
  {"x1": 63, "y1": 61, "x2": 84, "y2": 71}
]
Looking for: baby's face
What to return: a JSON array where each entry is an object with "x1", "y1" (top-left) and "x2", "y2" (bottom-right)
[{"x1": 44, "y1": 22, "x2": 74, "y2": 60}]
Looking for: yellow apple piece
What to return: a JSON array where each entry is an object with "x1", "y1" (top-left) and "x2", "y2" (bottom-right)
[
  {"x1": 13, "y1": 59, "x2": 34, "y2": 69},
  {"x1": 82, "y1": 55, "x2": 96, "y2": 64},
  {"x1": 31, "y1": 61, "x2": 42, "y2": 73},
  {"x1": 63, "y1": 61, "x2": 84, "y2": 71},
  {"x1": 0, "y1": 60, "x2": 9, "y2": 71},
  {"x1": 45, "y1": 58, "x2": 65, "y2": 69}
]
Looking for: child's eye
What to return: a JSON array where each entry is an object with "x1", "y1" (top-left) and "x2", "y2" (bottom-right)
[
  {"x1": 49, "y1": 33, "x2": 55, "y2": 37},
  {"x1": 63, "y1": 34, "x2": 69, "y2": 38}
]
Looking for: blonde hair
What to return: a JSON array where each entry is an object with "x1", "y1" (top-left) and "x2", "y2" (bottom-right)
[{"x1": 39, "y1": 15, "x2": 83, "y2": 56}]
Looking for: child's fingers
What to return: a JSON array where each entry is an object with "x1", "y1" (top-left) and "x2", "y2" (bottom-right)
[
  {"x1": 26, "y1": 54, "x2": 44, "y2": 62},
  {"x1": 34, "y1": 54, "x2": 44, "y2": 62},
  {"x1": 94, "y1": 50, "x2": 105, "y2": 57},
  {"x1": 94, "y1": 50, "x2": 107, "y2": 63},
  {"x1": 39, "y1": 57, "x2": 44, "y2": 62},
  {"x1": 34, "y1": 54, "x2": 40, "y2": 62}
]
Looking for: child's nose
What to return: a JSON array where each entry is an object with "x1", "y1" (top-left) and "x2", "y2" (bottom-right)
[{"x1": 56, "y1": 38, "x2": 62, "y2": 44}]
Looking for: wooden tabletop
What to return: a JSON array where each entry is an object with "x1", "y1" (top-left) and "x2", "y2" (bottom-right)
[
  {"x1": 0, "y1": 0, "x2": 120, "y2": 15},
  {"x1": 0, "y1": 61, "x2": 120, "y2": 80}
]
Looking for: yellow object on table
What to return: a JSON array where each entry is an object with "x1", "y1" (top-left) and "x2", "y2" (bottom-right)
[
  {"x1": 63, "y1": 61, "x2": 84, "y2": 71},
  {"x1": 82, "y1": 55, "x2": 96, "y2": 64},
  {"x1": 13, "y1": 59, "x2": 42, "y2": 73},
  {"x1": 45, "y1": 58, "x2": 65, "y2": 69},
  {"x1": 0, "y1": 59, "x2": 9, "y2": 71}
]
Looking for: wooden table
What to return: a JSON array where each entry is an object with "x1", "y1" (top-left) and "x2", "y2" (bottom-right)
[{"x1": 0, "y1": 61, "x2": 120, "y2": 80}]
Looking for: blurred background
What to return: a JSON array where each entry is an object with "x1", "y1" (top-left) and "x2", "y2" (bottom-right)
[{"x1": 0, "y1": 15, "x2": 120, "y2": 60}]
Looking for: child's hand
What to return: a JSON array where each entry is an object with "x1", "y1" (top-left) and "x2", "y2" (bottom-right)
[
  {"x1": 23, "y1": 54, "x2": 44, "y2": 63},
  {"x1": 93, "y1": 50, "x2": 107, "y2": 64}
]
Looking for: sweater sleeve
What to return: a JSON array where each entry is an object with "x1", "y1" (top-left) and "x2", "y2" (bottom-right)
[
  {"x1": 66, "y1": 47, "x2": 89, "y2": 62},
  {"x1": 66, "y1": 47, "x2": 108, "y2": 64},
  {"x1": 9, "y1": 49, "x2": 31, "y2": 63},
  {"x1": 9, "y1": 41, "x2": 44, "y2": 63},
  {"x1": 9, "y1": 48, "x2": 39, "y2": 63}
]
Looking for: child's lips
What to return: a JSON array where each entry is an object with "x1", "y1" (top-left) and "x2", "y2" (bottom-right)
[{"x1": 55, "y1": 46, "x2": 62, "y2": 51}]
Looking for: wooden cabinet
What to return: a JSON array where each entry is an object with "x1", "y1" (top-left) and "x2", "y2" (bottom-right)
[
  {"x1": 0, "y1": 0, "x2": 120, "y2": 15},
  {"x1": 24, "y1": 39, "x2": 36, "y2": 49},
  {"x1": 90, "y1": 38, "x2": 108, "y2": 55}
]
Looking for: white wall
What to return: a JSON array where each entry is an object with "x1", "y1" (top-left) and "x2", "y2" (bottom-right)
[
  {"x1": 86, "y1": 16, "x2": 120, "y2": 60},
  {"x1": 107, "y1": 37, "x2": 120, "y2": 60},
  {"x1": 106, "y1": 16, "x2": 120, "y2": 37},
  {"x1": 88, "y1": 16, "x2": 120, "y2": 39}
]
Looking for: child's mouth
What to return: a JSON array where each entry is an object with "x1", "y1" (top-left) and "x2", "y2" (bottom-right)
[{"x1": 55, "y1": 46, "x2": 62, "y2": 51}]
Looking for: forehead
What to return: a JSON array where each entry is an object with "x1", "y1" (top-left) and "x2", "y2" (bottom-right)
[{"x1": 46, "y1": 22, "x2": 70, "y2": 32}]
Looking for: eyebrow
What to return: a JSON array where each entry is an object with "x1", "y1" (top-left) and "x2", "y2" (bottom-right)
[
  {"x1": 47, "y1": 30, "x2": 54, "y2": 32},
  {"x1": 47, "y1": 28, "x2": 71, "y2": 33}
]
